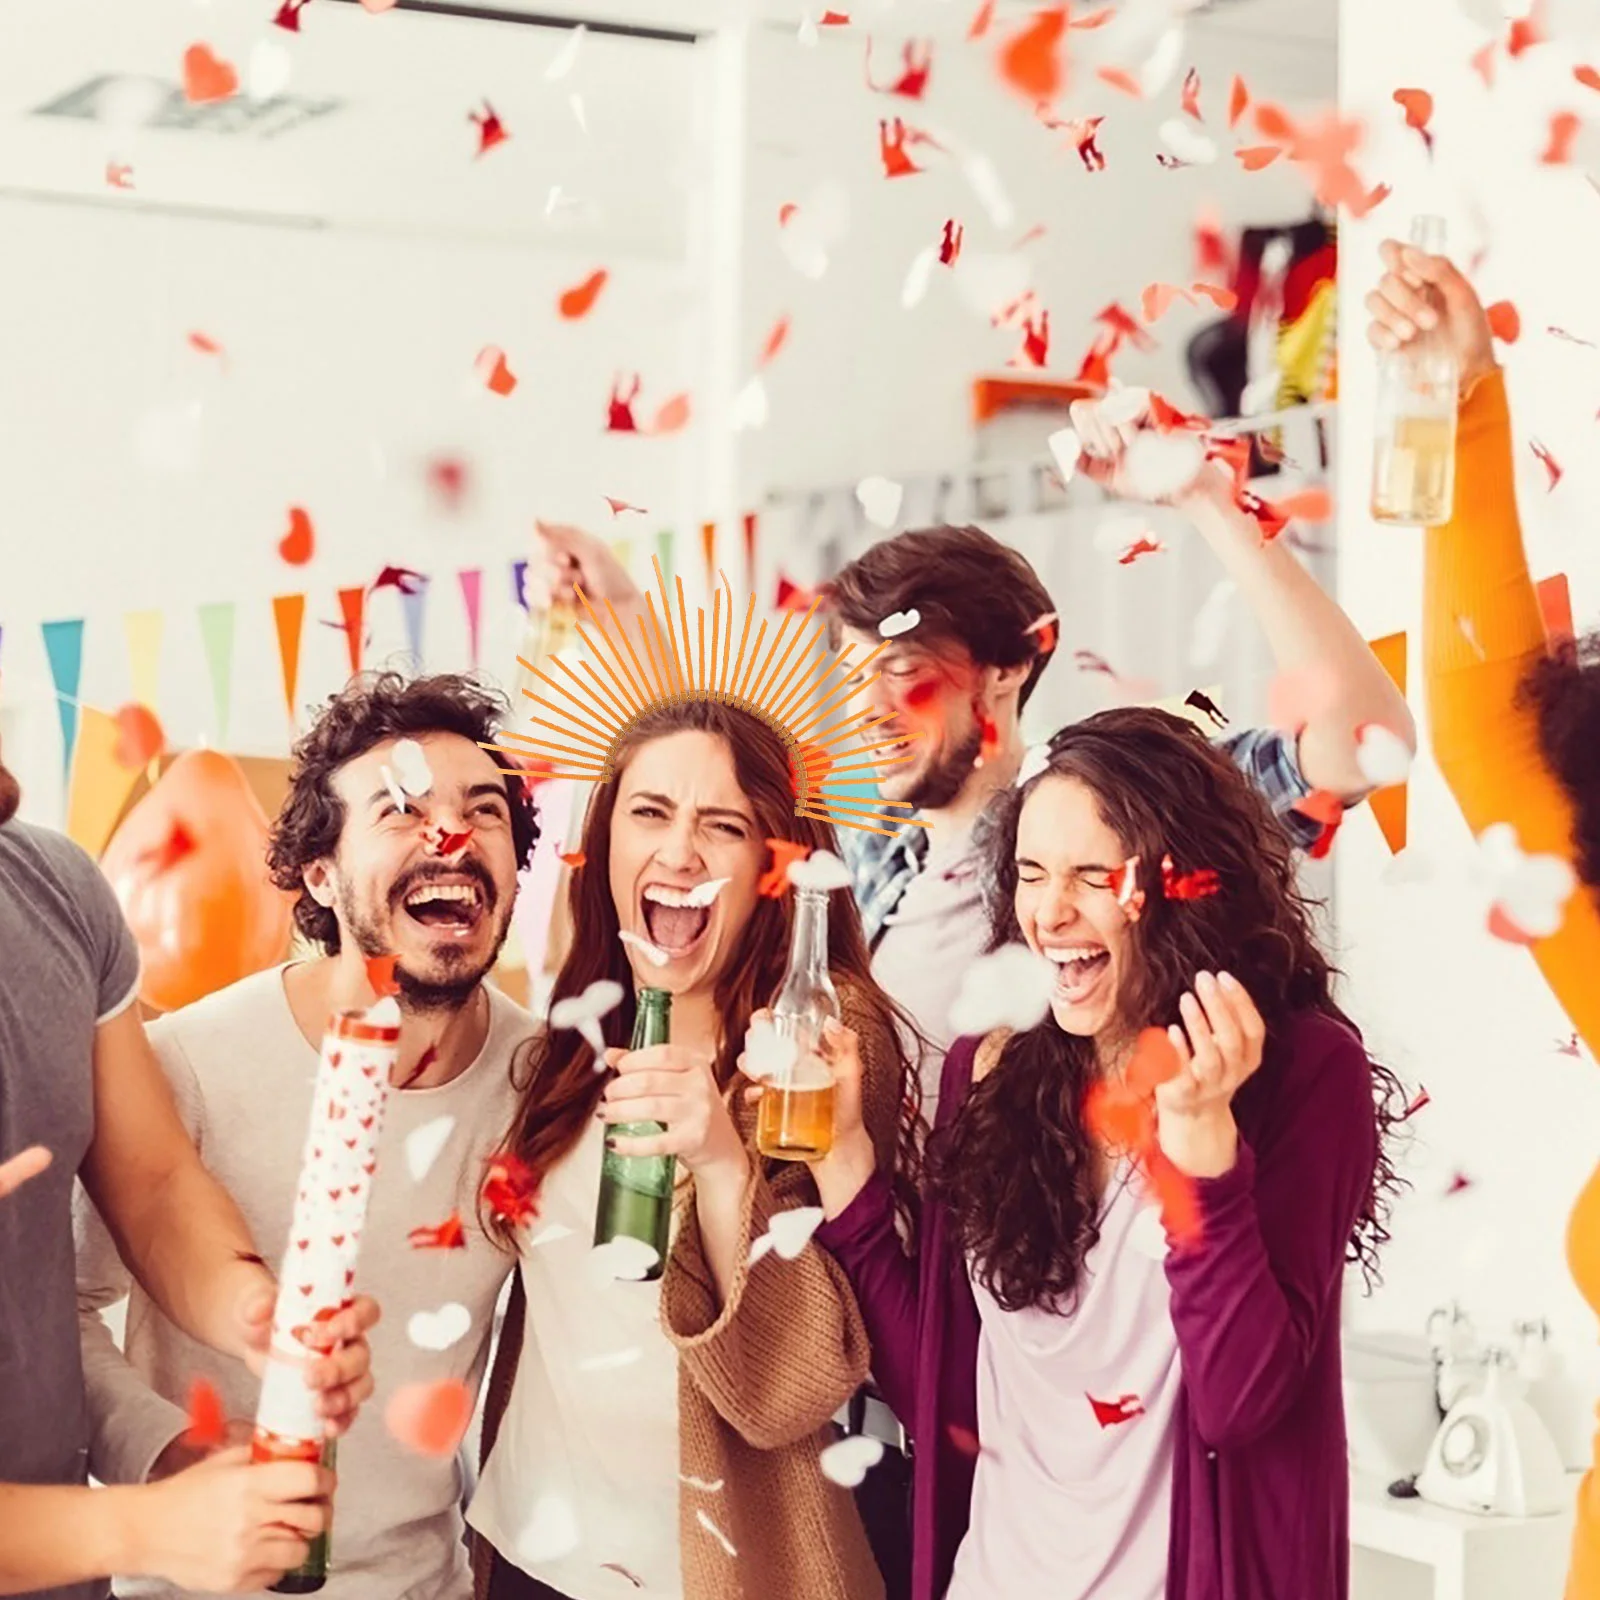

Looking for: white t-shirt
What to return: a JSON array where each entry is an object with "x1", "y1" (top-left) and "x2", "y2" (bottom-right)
[
  {"x1": 946, "y1": 1162, "x2": 1182, "y2": 1600},
  {"x1": 467, "y1": 1119, "x2": 682, "y2": 1599}
]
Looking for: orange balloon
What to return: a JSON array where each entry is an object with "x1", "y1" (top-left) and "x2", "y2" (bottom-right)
[{"x1": 100, "y1": 750, "x2": 293, "y2": 1012}]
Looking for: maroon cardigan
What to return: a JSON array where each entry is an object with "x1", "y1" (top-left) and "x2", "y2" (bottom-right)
[{"x1": 817, "y1": 1010, "x2": 1379, "y2": 1600}]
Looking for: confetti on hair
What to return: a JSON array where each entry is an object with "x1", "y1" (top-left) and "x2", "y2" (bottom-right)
[
  {"x1": 867, "y1": 38, "x2": 933, "y2": 99},
  {"x1": 386, "y1": 1379, "x2": 474, "y2": 1457},
  {"x1": 1024, "y1": 611, "x2": 1059, "y2": 655},
  {"x1": 481, "y1": 1153, "x2": 541, "y2": 1228},
  {"x1": 998, "y1": 5, "x2": 1068, "y2": 105},
  {"x1": 184, "y1": 1378, "x2": 227, "y2": 1449},
  {"x1": 408, "y1": 1211, "x2": 467, "y2": 1250},
  {"x1": 1160, "y1": 855, "x2": 1220, "y2": 901},
  {"x1": 277, "y1": 506, "x2": 314, "y2": 567},
  {"x1": 470, "y1": 101, "x2": 509, "y2": 157},
  {"x1": 758, "y1": 840, "x2": 812, "y2": 898},
  {"x1": 1485, "y1": 301, "x2": 1521, "y2": 343},
  {"x1": 560, "y1": 269, "x2": 608, "y2": 320},
  {"x1": 1087, "y1": 1392, "x2": 1145, "y2": 1427},
  {"x1": 1530, "y1": 438, "x2": 1563, "y2": 490},
  {"x1": 1541, "y1": 112, "x2": 1580, "y2": 165},
  {"x1": 475, "y1": 347, "x2": 517, "y2": 396},
  {"x1": 1393, "y1": 88, "x2": 1434, "y2": 155},
  {"x1": 559, "y1": 849, "x2": 587, "y2": 869},
  {"x1": 1108, "y1": 858, "x2": 1145, "y2": 922},
  {"x1": 183, "y1": 44, "x2": 238, "y2": 103}
]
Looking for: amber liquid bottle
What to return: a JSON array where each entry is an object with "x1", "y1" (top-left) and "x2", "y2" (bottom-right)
[
  {"x1": 757, "y1": 886, "x2": 839, "y2": 1162},
  {"x1": 1371, "y1": 214, "x2": 1459, "y2": 527}
]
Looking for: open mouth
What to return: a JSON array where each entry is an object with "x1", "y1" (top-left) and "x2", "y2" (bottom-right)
[
  {"x1": 639, "y1": 883, "x2": 715, "y2": 958},
  {"x1": 400, "y1": 874, "x2": 488, "y2": 938},
  {"x1": 1044, "y1": 945, "x2": 1111, "y2": 1005}
]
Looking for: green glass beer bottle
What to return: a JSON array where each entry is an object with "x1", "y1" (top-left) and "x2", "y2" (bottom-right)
[
  {"x1": 269, "y1": 1436, "x2": 335, "y2": 1593},
  {"x1": 594, "y1": 986, "x2": 674, "y2": 1280}
]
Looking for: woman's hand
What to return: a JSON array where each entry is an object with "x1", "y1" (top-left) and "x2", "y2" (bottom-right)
[
  {"x1": 1154, "y1": 970, "x2": 1265, "y2": 1179},
  {"x1": 535, "y1": 520, "x2": 642, "y2": 609},
  {"x1": 804, "y1": 1018, "x2": 878, "y2": 1220},
  {"x1": 1366, "y1": 239, "x2": 1497, "y2": 397},
  {"x1": 601, "y1": 1043, "x2": 749, "y2": 1185}
]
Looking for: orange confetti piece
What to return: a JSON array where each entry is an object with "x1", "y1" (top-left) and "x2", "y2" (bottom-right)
[
  {"x1": 184, "y1": 1378, "x2": 227, "y2": 1449},
  {"x1": 469, "y1": 101, "x2": 509, "y2": 157},
  {"x1": 559, "y1": 269, "x2": 608, "y2": 320},
  {"x1": 1393, "y1": 88, "x2": 1434, "y2": 154},
  {"x1": 1541, "y1": 112, "x2": 1580, "y2": 165},
  {"x1": 648, "y1": 393, "x2": 692, "y2": 435},
  {"x1": 278, "y1": 506, "x2": 314, "y2": 566},
  {"x1": 1486, "y1": 301, "x2": 1521, "y2": 343},
  {"x1": 1116, "y1": 536, "x2": 1164, "y2": 566},
  {"x1": 1096, "y1": 65, "x2": 1143, "y2": 98},
  {"x1": 188, "y1": 331, "x2": 225, "y2": 359},
  {"x1": 1148, "y1": 392, "x2": 1210, "y2": 432},
  {"x1": 105, "y1": 162, "x2": 134, "y2": 190},
  {"x1": 182, "y1": 44, "x2": 238, "y2": 104},
  {"x1": 112, "y1": 704, "x2": 165, "y2": 770},
  {"x1": 759, "y1": 315, "x2": 791, "y2": 367},
  {"x1": 408, "y1": 1211, "x2": 467, "y2": 1250},
  {"x1": 1181, "y1": 67, "x2": 1202, "y2": 121},
  {"x1": 1530, "y1": 437, "x2": 1563, "y2": 490},
  {"x1": 1576, "y1": 65, "x2": 1600, "y2": 93},
  {"x1": 1228, "y1": 75, "x2": 1249, "y2": 128},
  {"x1": 1351, "y1": 181, "x2": 1392, "y2": 219},
  {"x1": 1470, "y1": 41, "x2": 1497, "y2": 87},
  {"x1": 475, "y1": 346, "x2": 517, "y2": 396},
  {"x1": 1191, "y1": 281, "x2": 1237, "y2": 311},
  {"x1": 559, "y1": 849, "x2": 587, "y2": 868},
  {"x1": 1507, "y1": 1, "x2": 1546, "y2": 58},
  {"x1": 1253, "y1": 102, "x2": 1296, "y2": 142},
  {"x1": 1235, "y1": 145, "x2": 1283, "y2": 171},
  {"x1": 998, "y1": 6, "x2": 1068, "y2": 106},
  {"x1": 385, "y1": 1379, "x2": 474, "y2": 1458},
  {"x1": 967, "y1": 0, "x2": 996, "y2": 40},
  {"x1": 365, "y1": 954, "x2": 400, "y2": 997},
  {"x1": 758, "y1": 839, "x2": 811, "y2": 898},
  {"x1": 777, "y1": 202, "x2": 799, "y2": 226},
  {"x1": 1141, "y1": 282, "x2": 1189, "y2": 322},
  {"x1": 879, "y1": 117, "x2": 923, "y2": 178}
]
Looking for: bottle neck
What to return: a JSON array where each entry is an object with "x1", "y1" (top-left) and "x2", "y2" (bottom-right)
[
  {"x1": 785, "y1": 889, "x2": 831, "y2": 988},
  {"x1": 632, "y1": 991, "x2": 672, "y2": 1050}
]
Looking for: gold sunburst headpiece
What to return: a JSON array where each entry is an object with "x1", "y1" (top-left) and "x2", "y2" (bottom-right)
[{"x1": 488, "y1": 557, "x2": 925, "y2": 836}]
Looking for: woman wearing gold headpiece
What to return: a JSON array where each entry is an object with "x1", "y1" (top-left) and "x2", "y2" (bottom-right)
[{"x1": 466, "y1": 568, "x2": 919, "y2": 1600}]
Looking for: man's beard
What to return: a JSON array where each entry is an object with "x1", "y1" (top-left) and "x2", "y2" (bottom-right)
[
  {"x1": 0, "y1": 759, "x2": 19, "y2": 827},
  {"x1": 338, "y1": 873, "x2": 511, "y2": 1017},
  {"x1": 897, "y1": 721, "x2": 983, "y2": 811}
]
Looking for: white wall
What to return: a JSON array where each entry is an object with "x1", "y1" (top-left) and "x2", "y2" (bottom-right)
[{"x1": 1338, "y1": 0, "x2": 1600, "y2": 1453}]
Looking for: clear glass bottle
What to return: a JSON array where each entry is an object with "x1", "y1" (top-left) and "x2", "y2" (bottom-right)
[
  {"x1": 1371, "y1": 214, "x2": 1458, "y2": 527},
  {"x1": 594, "y1": 987, "x2": 674, "y2": 1279},
  {"x1": 511, "y1": 596, "x2": 581, "y2": 707},
  {"x1": 757, "y1": 887, "x2": 839, "y2": 1162}
]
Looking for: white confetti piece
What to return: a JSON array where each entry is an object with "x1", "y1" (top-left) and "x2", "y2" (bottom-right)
[
  {"x1": 514, "y1": 1494, "x2": 581, "y2": 1565},
  {"x1": 1117, "y1": 431, "x2": 1207, "y2": 502},
  {"x1": 1047, "y1": 427, "x2": 1081, "y2": 486},
  {"x1": 620, "y1": 930, "x2": 671, "y2": 969},
  {"x1": 526, "y1": 1220, "x2": 573, "y2": 1249},
  {"x1": 1096, "y1": 387, "x2": 1152, "y2": 430},
  {"x1": 366, "y1": 995, "x2": 402, "y2": 1029},
  {"x1": 381, "y1": 765, "x2": 409, "y2": 814},
  {"x1": 961, "y1": 152, "x2": 1015, "y2": 229},
  {"x1": 683, "y1": 878, "x2": 729, "y2": 908},
  {"x1": 729, "y1": 375, "x2": 769, "y2": 432},
  {"x1": 902, "y1": 246, "x2": 938, "y2": 309},
  {"x1": 744, "y1": 1017, "x2": 800, "y2": 1083},
  {"x1": 247, "y1": 39, "x2": 293, "y2": 100},
  {"x1": 787, "y1": 849, "x2": 852, "y2": 893},
  {"x1": 569, "y1": 92, "x2": 588, "y2": 135},
  {"x1": 549, "y1": 978, "x2": 625, "y2": 1057},
  {"x1": 1355, "y1": 723, "x2": 1413, "y2": 789},
  {"x1": 696, "y1": 1508, "x2": 738, "y2": 1558},
  {"x1": 819, "y1": 1434, "x2": 884, "y2": 1487},
  {"x1": 680, "y1": 1474, "x2": 726, "y2": 1493},
  {"x1": 578, "y1": 1346, "x2": 643, "y2": 1372},
  {"x1": 1478, "y1": 822, "x2": 1575, "y2": 943},
  {"x1": 588, "y1": 1236, "x2": 661, "y2": 1282},
  {"x1": 390, "y1": 738, "x2": 434, "y2": 797},
  {"x1": 407, "y1": 1302, "x2": 472, "y2": 1352},
  {"x1": 856, "y1": 476, "x2": 903, "y2": 529},
  {"x1": 545, "y1": 23, "x2": 586, "y2": 80},
  {"x1": 749, "y1": 1205, "x2": 825, "y2": 1267},
  {"x1": 1158, "y1": 117, "x2": 1217, "y2": 166},
  {"x1": 877, "y1": 609, "x2": 920, "y2": 639},
  {"x1": 404, "y1": 1116, "x2": 455, "y2": 1183},
  {"x1": 948, "y1": 945, "x2": 1056, "y2": 1036}
]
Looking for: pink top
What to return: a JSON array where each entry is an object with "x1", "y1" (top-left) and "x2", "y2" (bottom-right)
[{"x1": 946, "y1": 1161, "x2": 1183, "y2": 1600}]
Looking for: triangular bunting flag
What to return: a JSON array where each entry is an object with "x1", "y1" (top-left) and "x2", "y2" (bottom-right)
[
  {"x1": 196, "y1": 602, "x2": 235, "y2": 743},
  {"x1": 124, "y1": 609, "x2": 163, "y2": 711},
  {"x1": 459, "y1": 569, "x2": 483, "y2": 668},
  {"x1": 337, "y1": 587, "x2": 366, "y2": 678},
  {"x1": 401, "y1": 574, "x2": 430, "y2": 667},
  {"x1": 511, "y1": 559, "x2": 530, "y2": 613},
  {"x1": 656, "y1": 529, "x2": 675, "y2": 591},
  {"x1": 272, "y1": 594, "x2": 306, "y2": 729},
  {"x1": 41, "y1": 618, "x2": 86, "y2": 783},
  {"x1": 700, "y1": 521, "x2": 716, "y2": 587},
  {"x1": 742, "y1": 512, "x2": 758, "y2": 590},
  {"x1": 1537, "y1": 573, "x2": 1573, "y2": 648},
  {"x1": 1366, "y1": 631, "x2": 1408, "y2": 855},
  {"x1": 66, "y1": 707, "x2": 142, "y2": 858}
]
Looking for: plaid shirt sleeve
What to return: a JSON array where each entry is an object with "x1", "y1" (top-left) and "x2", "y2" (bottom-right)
[
  {"x1": 1212, "y1": 727, "x2": 1324, "y2": 852},
  {"x1": 837, "y1": 820, "x2": 927, "y2": 947}
]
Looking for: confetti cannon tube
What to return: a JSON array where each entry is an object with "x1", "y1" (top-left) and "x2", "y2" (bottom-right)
[{"x1": 252, "y1": 1001, "x2": 400, "y2": 1587}]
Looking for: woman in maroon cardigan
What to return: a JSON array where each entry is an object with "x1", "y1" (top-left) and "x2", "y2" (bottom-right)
[{"x1": 806, "y1": 709, "x2": 1404, "y2": 1600}]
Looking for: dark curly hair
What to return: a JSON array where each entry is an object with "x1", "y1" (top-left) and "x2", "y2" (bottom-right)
[
  {"x1": 1522, "y1": 631, "x2": 1600, "y2": 890},
  {"x1": 923, "y1": 707, "x2": 1407, "y2": 1314},
  {"x1": 266, "y1": 671, "x2": 539, "y2": 952}
]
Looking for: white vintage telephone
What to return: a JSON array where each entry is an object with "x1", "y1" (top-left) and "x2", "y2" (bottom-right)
[{"x1": 1417, "y1": 1346, "x2": 1568, "y2": 1517}]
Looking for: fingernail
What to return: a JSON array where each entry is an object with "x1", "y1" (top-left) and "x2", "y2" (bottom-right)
[
  {"x1": 1395, "y1": 320, "x2": 1416, "y2": 339},
  {"x1": 1218, "y1": 971, "x2": 1239, "y2": 990},
  {"x1": 1197, "y1": 970, "x2": 1215, "y2": 989},
  {"x1": 1417, "y1": 307, "x2": 1438, "y2": 329},
  {"x1": 604, "y1": 1137, "x2": 617, "y2": 1151}
]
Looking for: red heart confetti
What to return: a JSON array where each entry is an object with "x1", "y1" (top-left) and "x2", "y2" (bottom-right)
[
  {"x1": 1392, "y1": 88, "x2": 1434, "y2": 155},
  {"x1": 1486, "y1": 301, "x2": 1521, "y2": 343},
  {"x1": 182, "y1": 44, "x2": 238, "y2": 105},
  {"x1": 278, "y1": 506, "x2": 314, "y2": 566},
  {"x1": 408, "y1": 1211, "x2": 467, "y2": 1251}
]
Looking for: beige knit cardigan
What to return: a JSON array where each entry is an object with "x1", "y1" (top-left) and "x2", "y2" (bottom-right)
[{"x1": 473, "y1": 989, "x2": 900, "y2": 1600}]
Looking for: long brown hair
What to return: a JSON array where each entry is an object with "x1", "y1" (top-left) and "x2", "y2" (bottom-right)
[
  {"x1": 924, "y1": 707, "x2": 1406, "y2": 1313},
  {"x1": 490, "y1": 698, "x2": 918, "y2": 1241}
]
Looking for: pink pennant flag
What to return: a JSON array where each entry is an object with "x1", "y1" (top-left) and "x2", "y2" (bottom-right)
[{"x1": 458, "y1": 568, "x2": 483, "y2": 668}]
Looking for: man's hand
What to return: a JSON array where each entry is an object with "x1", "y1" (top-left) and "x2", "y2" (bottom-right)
[
  {"x1": 1366, "y1": 240, "x2": 1497, "y2": 398},
  {"x1": 238, "y1": 1293, "x2": 381, "y2": 1435},
  {"x1": 147, "y1": 1419, "x2": 255, "y2": 1481},
  {"x1": 535, "y1": 521, "x2": 641, "y2": 610},
  {"x1": 127, "y1": 1447, "x2": 331, "y2": 1593}
]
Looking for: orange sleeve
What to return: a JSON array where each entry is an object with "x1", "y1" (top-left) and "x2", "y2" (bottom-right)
[{"x1": 1424, "y1": 370, "x2": 1600, "y2": 1598}]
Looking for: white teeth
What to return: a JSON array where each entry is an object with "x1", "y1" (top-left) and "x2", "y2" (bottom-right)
[
  {"x1": 1043, "y1": 947, "x2": 1106, "y2": 965},
  {"x1": 642, "y1": 880, "x2": 726, "y2": 909},
  {"x1": 406, "y1": 883, "x2": 480, "y2": 908}
]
